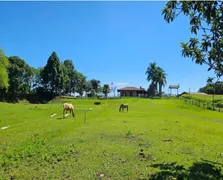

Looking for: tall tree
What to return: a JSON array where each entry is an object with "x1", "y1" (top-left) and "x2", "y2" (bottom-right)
[
  {"x1": 156, "y1": 67, "x2": 167, "y2": 96},
  {"x1": 162, "y1": 1, "x2": 223, "y2": 79},
  {"x1": 61, "y1": 63, "x2": 71, "y2": 95},
  {"x1": 146, "y1": 62, "x2": 158, "y2": 94},
  {"x1": 75, "y1": 72, "x2": 86, "y2": 98},
  {"x1": 0, "y1": 49, "x2": 9, "y2": 89},
  {"x1": 64, "y1": 59, "x2": 75, "y2": 72},
  {"x1": 7, "y1": 56, "x2": 33, "y2": 100},
  {"x1": 84, "y1": 80, "x2": 92, "y2": 93},
  {"x1": 90, "y1": 79, "x2": 101, "y2": 94},
  {"x1": 41, "y1": 51, "x2": 64, "y2": 95},
  {"x1": 102, "y1": 84, "x2": 110, "y2": 98},
  {"x1": 63, "y1": 59, "x2": 76, "y2": 94}
]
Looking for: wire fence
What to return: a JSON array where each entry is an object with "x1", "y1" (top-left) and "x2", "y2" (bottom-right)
[{"x1": 179, "y1": 96, "x2": 223, "y2": 113}]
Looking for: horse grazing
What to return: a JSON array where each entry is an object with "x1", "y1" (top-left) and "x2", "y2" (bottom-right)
[
  {"x1": 119, "y1": 104, "x2": 129, "y2": 112},
  {"x1": 63, "y1": 103, "x2": 75, "y2": 118}
]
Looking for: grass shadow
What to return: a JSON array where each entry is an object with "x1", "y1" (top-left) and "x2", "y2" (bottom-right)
[{"x1": 149, "y1": 160, "x2": 223, "y2": 180}]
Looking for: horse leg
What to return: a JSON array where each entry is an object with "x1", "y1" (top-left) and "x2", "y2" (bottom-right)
[
  {"x1": 63, "y1": 108, "x2": 65, "y2": 118},
  {"x1": 72, "y1": 109, "x2": 75, "y2": 118}
]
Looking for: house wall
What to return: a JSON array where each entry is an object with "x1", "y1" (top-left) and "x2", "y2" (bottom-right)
[{"x1": 120, "y1": 91, "x2": 139, "y2": 97}]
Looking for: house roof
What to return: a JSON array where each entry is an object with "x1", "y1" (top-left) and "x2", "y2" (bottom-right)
[
  {"x1": 190, "y1": 92, "x2": 207, "y2": 95},
  {"x1": 117, "y1": 86, "x2": 146, "y2": 91},
  {"x1": 178, "y1": 92, "x2": 207, "y2": 96}
]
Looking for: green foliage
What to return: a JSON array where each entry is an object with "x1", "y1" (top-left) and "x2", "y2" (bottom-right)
[
  {"x1": 182, "y1": 94, "x2": 223, "y2": 108},
  {"x1": 199, "y1": 81, "x2": 223, "y2": 95},
  {"x1": 90, "y1": 79, "x2": 101, "y2": 94},
  {"x1": 146, "y1": 62, "x2": 167, "y2": 96},
  {"x1": 162, "y1": 1, "x2": 223, "y2": 78},
  {"x1": 147, "y1": 83, "x2": 156, "y2": 97},
  {"x1": 41, "y1": 52, "x2": 64, "y2": 95},
  {"x1": 63, "y1": 59, "x2": 76, "y2": 94},
  {"x1": 0, "y1": 50, "x2": 102, "y2": 102},
  {"x1": 61, "y1": 63, "x2": 71, "y2": 94},
  {"x1": 0, "y1": 49, "x2": 9, "y2": 89},
  {"x1": 156, "y1": 67, "x2": 167, "y2": 96},
  {"x1": 75, "y1": 71, "x2": 86, "y2": 98},
  {"x1": 90, "y1": 89, "x2": 96, "y2": 98},
  {"x1": 84, "y1": 80, "x2": 92, "y2": 93},
  {"x1": 102, "y1": 84, "x2": 110, "y2": 98},
  {"x1": 7, "y1": 56, "x2": 33, "y2": 100}
]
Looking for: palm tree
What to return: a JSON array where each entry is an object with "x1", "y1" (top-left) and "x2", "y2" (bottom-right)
[
  {"x1": 90, "y1": 79, "x2": 101, "y2": 95},
  {"x1": 156, "y1": 67, "x2": 167, "y2": 96},
  {"x1": 102, "y1": 84, "x2": 110, "y2": 98},
  {"x1": 145, "y1": 62, "x2": 158, "y2": 94}
]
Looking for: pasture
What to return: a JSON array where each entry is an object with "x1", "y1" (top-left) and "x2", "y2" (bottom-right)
[{"x1": 0, "y1": 98, "x2": 223, "y2": 179}]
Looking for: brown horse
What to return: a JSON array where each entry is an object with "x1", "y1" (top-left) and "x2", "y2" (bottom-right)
[
  {"x1": 119, "y1": 104, "x2": 128, "y2": 112},
  {"x1": 63, "y1": 103, "x2": 75, "y2": 118}
]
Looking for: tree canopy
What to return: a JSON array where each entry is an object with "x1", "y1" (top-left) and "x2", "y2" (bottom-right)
[
  {"x1": 7, "y1": 56, "x2": 33, "y2": 100},
  {"x1": 162, "y1": 1, "x2": 223, "y2": 79},
  {"x1": 0, "y1": 50, "x2": 106, "y2": 102},
  {"x1": 146, "y1": 62, "x2": 167, "y2": 96},
  {"x1": 41, "y1": 52, "x2": 64, "y2": 95},
  {"x1": 0, "y1": 49, "x2": 9, "y2": 89}
]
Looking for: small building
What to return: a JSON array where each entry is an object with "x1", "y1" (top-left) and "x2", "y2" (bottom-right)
[
  {"x1": 117, "y1": 86, "x2": 147, "y2": 97},
  {"x1": 177, "y1": 91, "x2": 207, "y2": 98},
  {"x1": 169, "y1": 84, "x2": 180, "y2": 95}
]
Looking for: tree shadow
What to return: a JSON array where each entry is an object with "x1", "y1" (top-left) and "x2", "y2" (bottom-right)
[{"x1": 149, "y1": 160, "x2": 223, "y2": 180}]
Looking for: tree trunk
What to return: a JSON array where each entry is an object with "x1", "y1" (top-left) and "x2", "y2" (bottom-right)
[{"x1": 159, "y1": 83, "x2": 162, "y2": 97}]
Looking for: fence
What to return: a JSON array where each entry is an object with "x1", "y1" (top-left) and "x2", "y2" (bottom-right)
[{"x1": 179, "y1": 96, "x2": 223, "y2": 112}]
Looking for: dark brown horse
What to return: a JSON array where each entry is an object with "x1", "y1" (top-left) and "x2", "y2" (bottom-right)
[{"x1": 119, "y1": 104, "x2": 128, "y2": 112}]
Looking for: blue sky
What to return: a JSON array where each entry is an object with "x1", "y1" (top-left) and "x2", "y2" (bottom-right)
[{"x1": 0, "y1": 1, "x2": 219, "y2": 94}]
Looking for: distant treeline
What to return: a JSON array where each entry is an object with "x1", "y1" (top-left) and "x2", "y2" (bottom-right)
[
  {"x1": 199, "y1": 81, "x2": 223, "y2": 95},
  {"x1": 0, "y1": 49, "x2": 110, "y2": 103}
]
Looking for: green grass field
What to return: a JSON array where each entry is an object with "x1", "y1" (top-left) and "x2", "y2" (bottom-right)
[{"x1": 1, "y1": 98, "x2": 223, "y2": 179}]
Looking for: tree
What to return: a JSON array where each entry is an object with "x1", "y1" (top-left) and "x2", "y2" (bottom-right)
[
  {"x1": 162, "y1": 1, "x2": 223, "y2": 79},
  {"x1": 84, "y1": 80, "x2": 92, "y2": 97},
  {"x1": 90, "y1": 79, "x2": 101, "y2": 94},
  {"x1": 63, "y1": 59, "x2": 76, "y2": 94},
  {"x1": 61, "y1": 63, "x2": 71, "y2": 95},
  {"x1": 102, "y1": 84, "x2": 110, "y2": 98},
  {"x1": 41, "y1": 51, "x2": 64, "y2": 95},
  {"x1": 64, "y1": 59, "x2": 75, "y2": 73},
  {"x1": 147, "y1": 83, "x2": 156, "y2": 97},
  {"x1": 146, "y1": 62, "x2": 158, "y2": 93},
  {"x1": 75, "y1": 72, "x2": 86, "y2": 98},
  {"x1": 156, "y1": 67, "x2": 167, "y2": 96},
  {"x1": 0, "y1": 49, "x2": 9, "y2": 89},
  {"x1": 7, "y1": 56, "x2": 33, "y2": 100},
  {"x1": 206, "y1": 76, "x2": 215, "y2": 85}
]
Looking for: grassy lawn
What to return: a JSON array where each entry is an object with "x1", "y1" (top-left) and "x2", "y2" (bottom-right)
[{"x1": 0, "y1": 98, "x2": 223, "y2": 179}]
